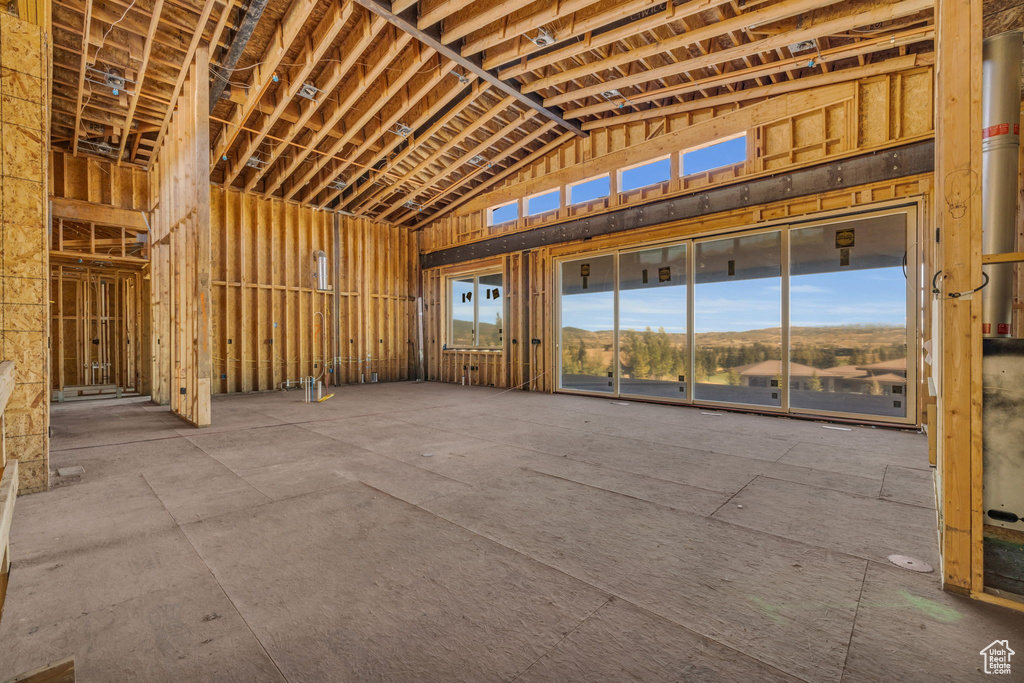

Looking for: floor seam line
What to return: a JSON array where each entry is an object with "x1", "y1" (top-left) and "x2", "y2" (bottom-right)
[
  {"x1": 356, "y1": 480, "x2": 813, "y2": 683},
  {"x1": 140, "y1": 473, "x2": 294, "y2": 683},
  {"x1": 506, "y1": 597, "x2": 615, "y2": 682},
  {"x1": 839, "y1": 560, "x2": 871, "y2": 683}
]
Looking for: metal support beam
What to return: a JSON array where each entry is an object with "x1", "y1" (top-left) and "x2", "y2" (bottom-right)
[
  {"x1": 353, "y1": 0, "x2": 588, "y2": 138},
  {"x1": 208, "y1": 0, "x2": 270, "y2": 110},
  {"x1": 421, "y1": 140, "x2": 934, "y2": 269}
]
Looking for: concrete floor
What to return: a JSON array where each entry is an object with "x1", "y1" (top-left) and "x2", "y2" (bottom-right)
[{"x1": 1, "y1": 383, "x2": 1021, "y2": 682}]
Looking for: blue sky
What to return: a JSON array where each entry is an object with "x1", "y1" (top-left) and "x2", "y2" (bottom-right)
[{"x1": 561, "y1": 266, "x2": 907, "y2": 333}]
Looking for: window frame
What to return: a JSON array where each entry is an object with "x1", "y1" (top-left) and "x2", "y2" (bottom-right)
[
  {"x1": 525, "y1": 188, "x2": 561, "y2": 217},
  {"x1": 486, "y1": 200, "x2": 520, "y2": 227},
  {"x1": 617, "y1": 154, "x2": 672, "y2": 192},
  {"x1": 447, "y1": 269, "x2": 505, "y2": 350},
  {"x1": 567, "y1": 173, "x2": 611, "y2": 206},
  {"x1": 679, "y1": 133, "x2": 748, "y2": 178}
]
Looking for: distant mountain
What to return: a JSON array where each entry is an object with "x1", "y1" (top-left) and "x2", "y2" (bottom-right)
[{"x1": 561, "y1": 324, "x2": 905, "y2": 347}]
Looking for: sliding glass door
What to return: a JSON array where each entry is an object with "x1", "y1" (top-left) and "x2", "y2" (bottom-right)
[
  {"x1": 788, "y1": 214, "x2": 910, "y2": 419},
  {"x1": 559, "y1": 255, "x2": 615, "y2": 393},
  {"x1": 554, "y1": 208, "x2": 915, "y2": 424},
  {"x1": 618, "y1": 245, "x2": 689, "y2": 399},
  {"x1": 694, "y1": 231, "x2": 783, "y2": 408}
]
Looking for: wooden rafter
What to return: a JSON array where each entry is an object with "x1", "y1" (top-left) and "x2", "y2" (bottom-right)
[
  {"x1": 282, "y1": 44, "x2": 438, "y2": 201},
  {"x1": 378, "y1": 109, "x2": 537, "y2": 219},
  {"x1": 485, "y1": 0, "x2": 666, "y2": 72},
  {"x1": 299, "y1": 60, "x2": 458, "y2": 205},
  {"x1": 411, "y1": 130, "x2": 576, "y2": 230},
  {"x1": 261, "y1": 28, "x2": 415, "y2": 198},
  {"x1": 115, "y1": 0, "x2": 165, "y2": 163},
  {"x1": 210, "y1": 0, "x2": 330, "y2": 169},
  {"x1": 151, "y1": 0, "x2": 234, "y2": 165},
  {"x1": 565, "y1": 28, "x2": 934, "y2": 119},
  {"x1": 390, "y1": 120, "x2": 558, "y2": 224},
  {"x1": 71, "y1": 0, "x2": 94, "y2": 155},
  {"x1": 536, "y1": 0, "x2": 933, "y2": 110},
  {"x1": 241, "y1": 12, "x2": 389, "y2": 193},
  {"x1": 219, "y1": 1, "x2": 354, "y2": 183},
  {"x1": 354, "y1": 0, "x2": 587, "y2": 137},
  {"x1": 323, "y1": 75, "x2": 482, "y2": 210}
]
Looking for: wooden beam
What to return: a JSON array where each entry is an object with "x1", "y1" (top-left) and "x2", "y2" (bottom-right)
[
  {"x1": 459, "y1": 0, "x2": 603, "y2": 57},
  {"x1": 151, "y1": 0, "x2": 232, "y2": 165},
  {"x1": 411, "y1": 131, "x2": 575, "y2": 229},
  {"x1": 219, "y1": 0, "x2": 354, "y2": 184},
  {"x1": 322, "y1": 75, "x2": 479, "y2": 210},
  {"x1": 115, "y1": 0, "x2": 165, "y2": 164},
  {"x1": 299, "y1": 60, "x2": 457, "y2": 206},
  {"x1": 379, "y1": 109, "x2": 537, "y2": 219},
  {"x1": 353, "y1": 0, "x2": 587, "y2": 137},
  {"x1": 565, "y1": 29, "x2": 933, "y2": 119},
  {"x1": 488, "y1": 0, "x2": 676, "y2": 73},
  {"x1": 71, "y1": 0, "x2": 94, "y2": 155},
  {"x1": 576, "y1": 53, "x2": 929, "y2": 127},
  {"x1": 210, "y1": 0, "x2": 328, "y2": 168},
  {"x1": 263, "y1": 30, "x2": 416, "y2": 198},
  {"x1": 417, "y1": 0, "x2": 475, "y2": 29},
  {"x1": 392, "y1": 120, "x2": 557, "y2": 224},
  {"x1": 242, "y1": 13, "x2": 388, "y2": 193},
  {"x1": 363, "y1": 94, "x2": 516, "y2": 216},
  {"x1": 533, "y1": 0, "x2": 933, "y2": 107},
  {"x1": 283, "y1": 44, "x2": 438, "y2": 201},
  {"x1": 51, "y1": 197, "x2": 149, "y2": 230},
  {"x1": 934, "y1": 0, "x2": 983, "y2": 594}
]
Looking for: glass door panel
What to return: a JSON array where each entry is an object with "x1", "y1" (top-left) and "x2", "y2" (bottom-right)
[
  {"x1": 617, "y1": 244, "x2": 689, "y2": 399},
  {"x1": 477, "y1": 272, "x2": 504, "y2": 347},
  {"x1": 560, "y1": 255, "x2": 615, "y2": 393},
  {"x1": 694, "y1": 231, "x2": 783, "y2": 407},
  {"x1": 450, "y1": 277, "x2": 475, "y2": 346},
  {"x1": 789, "y1": 214, "x2": 909, "y2": 418}
]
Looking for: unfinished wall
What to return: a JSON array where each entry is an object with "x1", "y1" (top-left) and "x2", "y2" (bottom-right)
[
  {"x1": 50, "y1": 151, "x2": 150, "y2": 210},
  {"x1": 420, "y1": 68, "x2": 936, "y2": 429},
  {"x1": 211, "y1": 188, "x2": 418, "y2": 393},
  {"x1": 149, "y1": 47, "x2": 211, "y2": 426},
  {"x1": 0, "y1": 11, "x2": 49, "y2": 494},
  {"x1": 420, "y1": 65, "x2": 935, "y2": 253}
]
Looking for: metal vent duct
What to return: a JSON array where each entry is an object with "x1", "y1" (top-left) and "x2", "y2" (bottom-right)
[{"x1": 981, "y1": 31, "x2": 1023, "y2": 337}]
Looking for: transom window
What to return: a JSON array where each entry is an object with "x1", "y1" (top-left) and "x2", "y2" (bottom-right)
[
  {"x1": 569, "y1": 174, "x2": 611, "y2": 205},
  {"x1": 681, "y1": 134, "x2": 747, "y2": 176},
  {"x1": 527, "y1": 189, "x2": 560, "y2": 216},
  {"x1": 487, "y1": 201, "x2": 519, "y2": 226},
  {"x1": 619, "y1": 156, "x2": 671, "y2": 192},
  {"x1": 448, "y1": 271, "x2": 504, "y2": 348}
]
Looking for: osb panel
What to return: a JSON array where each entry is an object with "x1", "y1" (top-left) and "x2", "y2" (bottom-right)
[
  {"x1": 0, "y1": 11, "x2": 48, "y2": 494},
  {"x1": 50, "y1": 151, "x2": 151, "y2": 211}
]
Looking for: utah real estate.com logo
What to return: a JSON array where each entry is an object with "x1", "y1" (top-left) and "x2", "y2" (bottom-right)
[{"x1": 980, "y1": 640, "x2": 1014, "y2": 675}]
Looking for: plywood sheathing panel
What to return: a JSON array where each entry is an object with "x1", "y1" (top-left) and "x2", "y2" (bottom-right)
[{"x1": 0, "y1": 12, "x2": 49, "y2": 494}]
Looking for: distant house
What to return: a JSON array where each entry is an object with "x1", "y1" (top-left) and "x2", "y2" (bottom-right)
[
  {"x1": 733, "y1": 360, "x2": 842, "y2": 391},
  {"x1": 732, "y1": 357, "x2": 907, "y2": 395}
]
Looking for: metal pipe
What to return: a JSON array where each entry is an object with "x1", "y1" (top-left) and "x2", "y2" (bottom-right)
[
  {"x1": 982, "y1": 31, "x2": 1023, "y2": 337},
  {"x1": 313, "y1": 250, "x2": 330, "y2": 291}
]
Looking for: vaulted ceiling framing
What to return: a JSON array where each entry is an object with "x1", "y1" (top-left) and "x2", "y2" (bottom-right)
[{"x1": 49, "y1": 0, "x2": 935, "y2": 225}]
